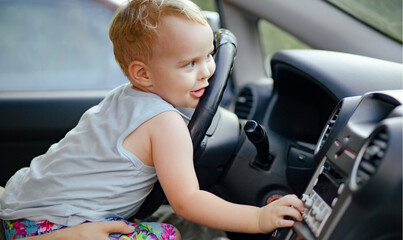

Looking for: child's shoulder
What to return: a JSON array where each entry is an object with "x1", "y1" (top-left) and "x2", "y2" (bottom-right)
[
  {"x1": 150, "y1": 110, "x2": 186, "y2": 128},
  {"x1": 144, "y1": 110, "x2": 188, "y2": 137}
]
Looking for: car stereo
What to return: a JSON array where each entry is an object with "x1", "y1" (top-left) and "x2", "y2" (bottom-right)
[{"x1": 301, "y1": 160, "x2": 345, "y2": 238}]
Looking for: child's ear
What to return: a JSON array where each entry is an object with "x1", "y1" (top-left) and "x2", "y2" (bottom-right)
[{"x1": 128, "y1": 60, "x2": 152, "y2": 88}]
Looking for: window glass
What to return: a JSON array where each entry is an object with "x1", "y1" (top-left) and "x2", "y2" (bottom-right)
[
  {"x1": 0, "y1": 0, "x2": 126, "y2": 92},
  {"x1": 0, "y1": 0, "x2": 218, "y2": 92},
  {"x1": 326, "y1": 0, "x2": 402, "y2": 43},
  {"x1": 191, "y1": 0, "x2": 216, "y2": 12},
  {"x1": 258, "y1": 19, "x2": 310, "y2": 75}
]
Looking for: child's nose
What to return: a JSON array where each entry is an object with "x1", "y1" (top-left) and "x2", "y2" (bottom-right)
[{"x1": 198, "y1": 62, "x2": 214, "y2": 81}]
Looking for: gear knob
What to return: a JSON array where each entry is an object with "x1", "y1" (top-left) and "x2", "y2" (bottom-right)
[{"x1": 244, "y1": 120, "x2": 273, "y2": 170}]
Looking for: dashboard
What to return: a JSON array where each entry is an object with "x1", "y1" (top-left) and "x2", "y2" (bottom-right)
[
  {"x1": 218, "y1": 49, "x2": 402, "y2": 239},
  {"x1": 290, "y1": 90, "x2": 402, "y2": 240}
]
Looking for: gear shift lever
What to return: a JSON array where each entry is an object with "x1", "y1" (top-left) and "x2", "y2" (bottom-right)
[{"x1": 244, "y1": 120, "x2": 273, "y2": 170}]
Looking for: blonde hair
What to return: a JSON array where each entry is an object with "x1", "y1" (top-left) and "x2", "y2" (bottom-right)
[{"x1": 109, "y1": 0, "x2": 207, "y2": 79}]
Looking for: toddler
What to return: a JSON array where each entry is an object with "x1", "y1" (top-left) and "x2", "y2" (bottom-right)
[{"x1": 0, "y1": 0, "x2": 303, "y2": 239}]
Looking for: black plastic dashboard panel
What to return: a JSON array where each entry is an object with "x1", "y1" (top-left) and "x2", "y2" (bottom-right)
[
  {"x1": 268, "y1": 65, "x2": 336, "y2": 144},
  {"x1": 268, "y1": 49, "x2": 402, "y2": 144},
  {"x1": 226, "y1": 50, "x2": 402, "y2": 212},
  {"x1": 271, "y1": 50, "x2": 403, "y2": 100},
  {"x1": 264, "y1": 50, "x2": 403, "y2": 199},
  {"x1": 262, "y1": 51, "x2": 403, "y2": 239},
  {"x1": 288, "y1": 90, "x2": 402, "y2": 240}
]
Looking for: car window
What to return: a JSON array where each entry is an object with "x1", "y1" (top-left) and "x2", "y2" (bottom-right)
[
  {"x1": 191, "y1": 0, "x2": 216, "y2": 12},
  {"x1": 326, "y1": 0, "x2": 402, "y2": 43},
  {"x1": 0, "y1": 0, "x2": 127, "y2": 92},
  {"x1": 258, "y1": 19, "x2": 311, "y2": 76},
  {"x1": 0, "y1": 0, "x2": 217, "y2": 93}
]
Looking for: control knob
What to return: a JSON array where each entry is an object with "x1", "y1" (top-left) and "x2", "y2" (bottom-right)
[
  {"x1": 304, "y1": 196, "x2": 313, "y2": 209},
  {"x1": 315, "y1": 210, "x2": 327, "y2": 222}
]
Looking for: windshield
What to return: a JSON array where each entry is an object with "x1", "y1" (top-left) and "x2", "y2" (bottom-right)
[{"x1": 326, "y1": 0, "x2": 402, "y2": 43}]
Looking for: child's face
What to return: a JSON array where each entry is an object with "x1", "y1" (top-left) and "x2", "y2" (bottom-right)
[{"x1": 146, "y1": 16, "x2": 216, "y2": 108}]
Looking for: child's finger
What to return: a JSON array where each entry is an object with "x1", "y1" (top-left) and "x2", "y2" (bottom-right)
[
  {"x1": 277, "y1": 218, "x2": 295, "y2": 228},
  {"x1": 97, "y1": 221, "x2": 135, "y2": 234},
  {"x1": 279, "y1": 205, "x2": 303, "y2": 221},
  {"x1": 278, "y1": 195, "x2": 304, "y2": 212},
  {"x1": 289, "y1": 208, "x2": 303, "y2": 221}
]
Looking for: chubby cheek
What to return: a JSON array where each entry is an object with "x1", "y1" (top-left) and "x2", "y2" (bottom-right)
[
  {"x1": 169, "y1": 84, "x2": 196, "y2": 108},
  {"x1": 208, "y1": 60, "x2": 216, "y2": 78},
  {"x1": 183, "y1": 88, "x2": 200, "y2": 108}
]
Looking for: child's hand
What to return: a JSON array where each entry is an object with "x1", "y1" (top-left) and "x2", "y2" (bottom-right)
[
  {"x1": 68, "y1": 221, "x2": 135, "y2": 240},
  {"x1": 21, "y1": 221, "x2": 135, "y2": 240},
  {"x1": 258, "y1": 194, "x2": 304, "y2": 233}
]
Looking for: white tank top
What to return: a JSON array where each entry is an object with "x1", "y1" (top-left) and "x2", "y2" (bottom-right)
[{"x1": 0, "y1": 83, "x2": 178, "y2": 226}]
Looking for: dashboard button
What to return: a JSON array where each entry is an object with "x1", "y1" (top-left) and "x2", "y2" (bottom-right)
[
  {"x1": 337, "y1": 183, "x2": 345, "y2": 195},
  {"x1": 315, "y1": 211, "x2": 326, "y2": 222},
  {"x1": 302, "y1": 194, "x2": 309, "y2": 202},
  {"x1": 331, "y1": 197, "x2": 338, "y2": 207},
  {"x1": 305, "y1": 198, "x2": 313, "y2": 208},
  {"x1": 311, "y1": 207, "x2": 319, "y2": 217}
]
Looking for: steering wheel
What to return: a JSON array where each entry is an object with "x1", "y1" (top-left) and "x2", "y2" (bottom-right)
[{"x1": 133, "y1": 29, "x2": 237, "y2": 219}]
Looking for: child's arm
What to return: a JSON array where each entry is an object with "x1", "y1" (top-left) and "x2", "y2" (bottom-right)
[{"x1": 149, "y1": 111, "x2": 304, "y2": 234}]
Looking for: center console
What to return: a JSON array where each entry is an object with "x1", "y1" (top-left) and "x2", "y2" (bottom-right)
[
  {"x1": 274, "y1": 91, "x2": 402, "y2": 240},
  {"x1": 301, "y1": 160, "x2": 344, "y2": 238}
]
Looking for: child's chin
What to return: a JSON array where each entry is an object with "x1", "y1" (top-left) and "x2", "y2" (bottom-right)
[
  {"x1": 174, "y1": 102, "x2": 197, "y2": 109},
  {"x1": 191, "y1": 101, "x2": 201, "y2": 109},
  {"x1": 184, "y1": 100, "x2": 199, "y2": 109}
]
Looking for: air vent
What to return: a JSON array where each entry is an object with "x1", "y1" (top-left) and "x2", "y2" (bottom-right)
[
  {"x1": 315, "y1": 104, "x2": 341, "y2": 154},
  {"x1": 351, "y1": 128, "x2": 388, "y2": 190},
  {"x1": 234, "y1": 88, "x2": 254, "y2": 119}
]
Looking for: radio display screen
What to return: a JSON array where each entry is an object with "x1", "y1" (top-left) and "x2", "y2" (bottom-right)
[{"x1": 313, "y1": 173, "x2": 339, "y2": 206}]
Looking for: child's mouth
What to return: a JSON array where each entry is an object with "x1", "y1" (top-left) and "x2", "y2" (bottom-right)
[{"x1": 190, "y1": 88, "x2": 205, "y2": 98}]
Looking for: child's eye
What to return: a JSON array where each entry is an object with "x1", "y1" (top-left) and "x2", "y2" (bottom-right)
[{"x1": 184, "y1": 61, "x2": 195, "y2": 68}]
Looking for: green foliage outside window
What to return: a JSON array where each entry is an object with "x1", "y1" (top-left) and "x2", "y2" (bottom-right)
[
  {"x1": 191, "y1": 0, "x2": 216, "y2": 12},
  {"x1": 327, "y1": 0, "x2": 402, "y2": 43},
  {"x1": 258, "y1": 20, "x2": 310, "y2": 61},
  {"x1": 191, "y1": 0, "x2": 309, "y2": 76}
]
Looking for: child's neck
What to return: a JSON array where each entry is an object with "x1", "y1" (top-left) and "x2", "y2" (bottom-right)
[{"x1": 131, "y1": 84, "x2": 149, "y2": 93}]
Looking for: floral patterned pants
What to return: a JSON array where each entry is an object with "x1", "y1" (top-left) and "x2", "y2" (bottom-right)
[{"x1": 2, "y1": 218, "x2": 177, "y2": 240}]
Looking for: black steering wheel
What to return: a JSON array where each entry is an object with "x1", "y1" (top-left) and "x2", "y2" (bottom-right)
[{"x1": 133, "y1": 29, "x2": 237, "y2": 219}]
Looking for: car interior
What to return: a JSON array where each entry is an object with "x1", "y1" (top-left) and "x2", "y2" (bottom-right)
[{"x1": 0, "y1": 0, "x2": 402, "y2": 239}]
